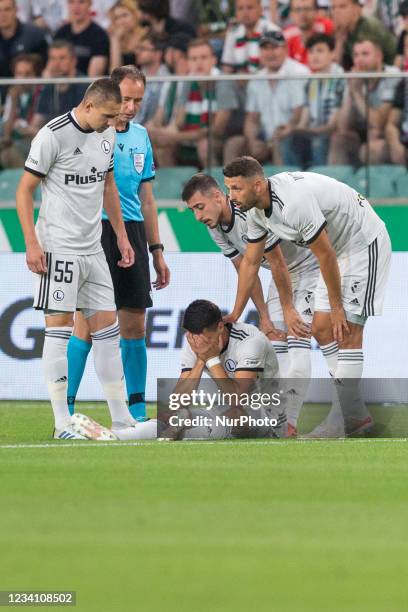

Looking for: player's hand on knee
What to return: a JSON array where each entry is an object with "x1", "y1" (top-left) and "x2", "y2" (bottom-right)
[
  {"x1": 284, "y1": 307, "x2": 311, "y2": 338},
  {"x1": 259, "y1": 316, "x2": 286, "y2": 341},
  {"x1": 330, "y1": 307, "x2": 349, "y2": 343},
  {"x1": 26, "y1": 242, "x2": 47, "y2": 274}
]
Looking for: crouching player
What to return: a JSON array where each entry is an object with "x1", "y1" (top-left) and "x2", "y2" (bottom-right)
[{"x1": 159, "y1": 300, "x2": 287, "y2": 440}]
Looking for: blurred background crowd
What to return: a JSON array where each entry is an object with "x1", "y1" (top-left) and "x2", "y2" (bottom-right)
[{"x1": 1, "y1": 0, "x2": 408, "y2": 171}]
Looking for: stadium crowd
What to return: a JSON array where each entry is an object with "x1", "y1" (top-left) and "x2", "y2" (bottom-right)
[{"x1": 1, "y1": 0, "x2": 408, "y2": 169}]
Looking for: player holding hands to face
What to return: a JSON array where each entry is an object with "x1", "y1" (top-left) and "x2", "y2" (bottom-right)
[{"x1": 166, "y1": 299, "x2": 286, "y2": 440}]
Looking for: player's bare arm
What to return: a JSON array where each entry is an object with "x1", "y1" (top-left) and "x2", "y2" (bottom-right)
[
  {"x1": 16, "y1": 171, "x2": 47, "y2": 274},
  {"x1": 103, "y1": 171, "x2": 135, "y2": 268},
  {"x1": 265, "y1": 245, "x2": 311, "y2": 338},
  {"x1": 173, "y1": 348, "x2": 206, "y2": 396},
  {"x1": 140, "y1": 181, "x2": 170, "y2": 290},
  {"x1": 231, "y1": 254, "x2": 284, "y2": 341},
  {"x1": 309, "y1": 230, "x2": 349, "y2": 343},
  {"x1": 226, "y1": 238, "x2": 266, "y2": 323}
]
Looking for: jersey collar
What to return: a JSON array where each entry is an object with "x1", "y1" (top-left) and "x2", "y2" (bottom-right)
[
  {"x1": 220, "y1": 197, "x2": 235, "y2": 233},
  {"x1": 68, "y1": 109, "x2": 94, "y2": 133},
  {"x1": 116, "y1": 122, "x2": 130, "y2": 133}
]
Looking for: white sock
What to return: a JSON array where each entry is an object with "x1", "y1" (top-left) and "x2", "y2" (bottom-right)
[
  {"x1": 285, "y1": 336, "x2": 311, "y2": 427},
  {"x1": 320, "y1": 341, "x2": 343, "y2": 427},
  {"x1": 271, "y1": 341, "x2": 288, "y2": 377},
  {"x1": 335, "y1": 349, "x2": 364, "y2": 379},
  {"x1": 335, "y1": 349, "x2": 369, "y2": 428},
  {"x1": 91, "y1": 322, "x2": 134, "y2": 427},
  {"x1": 43, "y1": 327, "x2": 72, "y2": 430}
]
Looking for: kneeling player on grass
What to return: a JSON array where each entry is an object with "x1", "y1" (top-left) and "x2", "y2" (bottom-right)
[
  {"x1": 223, "y1": 156, "x2": 392, "y2": 437},
  {"x1": 160, "y1": 299, "x2": 286, "y2": 440},
  {"x1": 16, "y1": 78, "x2": 155, "y2": 441}
]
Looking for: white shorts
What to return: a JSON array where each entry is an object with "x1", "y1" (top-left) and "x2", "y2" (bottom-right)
[
  {"x1": 267, "y1": 268, "x2": 319, "y2": 327},
  {"x1": 33, "y1": 251, "x2": 115, "y2": 312},
  {"x1": 314, "y1": 228, "x2": 392, "y2": 318}
]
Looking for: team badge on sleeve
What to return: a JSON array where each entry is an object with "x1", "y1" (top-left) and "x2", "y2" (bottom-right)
[{"x1": 133, "y1": 153, "x2": 145, "y2": 174}]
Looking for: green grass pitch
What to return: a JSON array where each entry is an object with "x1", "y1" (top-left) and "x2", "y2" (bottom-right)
[{"x1": 1, "y1": 401, "x2": 408, "y2": 612}]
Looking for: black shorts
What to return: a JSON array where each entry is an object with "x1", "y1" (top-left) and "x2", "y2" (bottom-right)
[{"x1": 101, "y1": 220, "x2": 152, "y2": 310}]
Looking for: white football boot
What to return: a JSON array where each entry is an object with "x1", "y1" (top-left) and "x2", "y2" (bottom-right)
[
  {"x1": 53, "y1": 427, "x2": 88, "y2": 440},
  {"x1": 71, "y1": 413, "x2": 117, "y2": 441}
]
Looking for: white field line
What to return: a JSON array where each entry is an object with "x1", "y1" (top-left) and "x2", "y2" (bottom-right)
[{"x1": 0, "y1": 438, "x2": 407, "y2": 449}]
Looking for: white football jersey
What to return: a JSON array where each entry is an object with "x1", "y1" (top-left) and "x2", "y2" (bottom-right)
[
  {"x1": 209, "y1": 198, "x2": 318, "y2": 275},
  {"x1": 24, "y1": 110, "x2": 115, "y2": 255},
  {"x1": 181, "y1": 322, "x2": 279, "y2": 379},
  {"x1": 247, "y1": 172, "x2": 385, "y2": 256}
]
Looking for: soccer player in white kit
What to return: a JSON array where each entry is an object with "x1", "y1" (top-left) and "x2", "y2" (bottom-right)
[
  {"x1": 181, "y1": 173, "x2": 320, "y2": 434},
  {"x1": 167, "y1": 299, "x2": 286, "y2": 440},
  {"x1": 16, "y1": 78, "x2": 156, "y2": 441},
  {"x1": 223, "y1": 156, "x2": 392, "y2": 436}
]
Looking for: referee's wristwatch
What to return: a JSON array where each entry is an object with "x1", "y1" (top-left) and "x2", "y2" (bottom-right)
[{"x1": 149, "y1": 243, "x2": 164, "y2": 253}]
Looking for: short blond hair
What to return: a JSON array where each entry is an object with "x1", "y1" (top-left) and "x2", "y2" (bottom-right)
[{"x1": 110, "y1": 0, "x2": 139, "y2": 17}]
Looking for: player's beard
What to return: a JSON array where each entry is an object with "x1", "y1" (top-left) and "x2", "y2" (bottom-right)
[{"x1": 233, "y1": 197, "x2": 256, "y2": 212}]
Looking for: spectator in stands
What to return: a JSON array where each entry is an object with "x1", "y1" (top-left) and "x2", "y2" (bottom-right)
[
  {"x1": 226, "y1": 29, "x2": 309, "y2": 165},
  {"x1": 108, "y1": 0, "x2": 147, "y2": 70},
  {"x1": 394, "y1": 0, "x2": 408, "y2": 70},
  {"x1": 138, "y1": 0, "x2": 196, "y2": 39},
  {"x1": 147, "y1": 38, "x2": 240, "y2": 167},
  {"x1": 0, "y1": 53, "x2": 42, "y2": 167},
  {"x1": 30, "y1": 40, "x2": 88, "y2": 132},
  {"x1": 0, "y1": 0, "x2": 48, "y2": 78},
  {"x1": 329, "y1": 37, "x2": 400, "y2": 165},
  {"x1": 385, "y1": 79, "x2": 408, "y2": 164},
  {"x1": 54, "y1": 0, "x2": 110, "y2": 77},
  {"x1": 163, "y1": 31, "x2": 191, "y2": 76},
  {"x1": 133, "y1": 32, "x2": 170, "y2": 125},
  {"x1": 293, "y1": 33, "x2": 344, "y2": 165},
  {"x1": 331, "y1": 0, "x2": 397, "y2": 71},
  {"x1": 221, "y1": 0, "x2": 280, "y2": 72},
  {"x1": 284, "y1": 0, "x2": 334, "y2": 66}
]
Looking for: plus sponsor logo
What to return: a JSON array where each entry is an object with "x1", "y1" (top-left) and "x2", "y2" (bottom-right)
[{"x1": 64, "y1": 167, "x2": 108, "y2": 185}]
